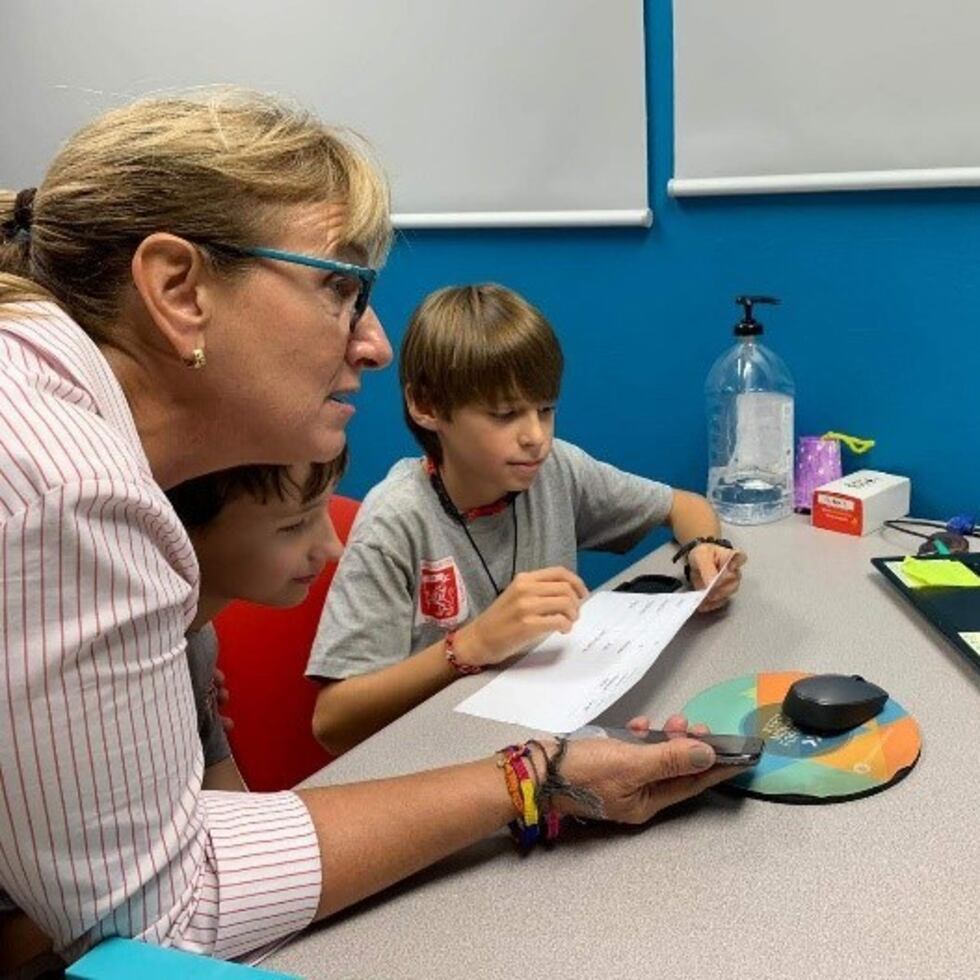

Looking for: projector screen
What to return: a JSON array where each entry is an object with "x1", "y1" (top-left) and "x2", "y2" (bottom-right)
[
  {"x1": 671, "y1": 0, "x2": 980, "y2": 197},
  {"x1": 1, "y1": 0, "x2": 651, "y2": 228}
]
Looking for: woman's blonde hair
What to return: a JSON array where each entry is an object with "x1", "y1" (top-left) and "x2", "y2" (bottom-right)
[
  {"x1": 0, "y1": 88, "x2": 391, "y2": 341},
  {"x1": 400, "y1": 283, "x2": 563, "y2": 462}
]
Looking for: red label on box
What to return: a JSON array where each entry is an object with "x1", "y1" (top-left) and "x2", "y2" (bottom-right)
[{"x1": 812, "y1": 491, "x2": 864, "y2": 535}]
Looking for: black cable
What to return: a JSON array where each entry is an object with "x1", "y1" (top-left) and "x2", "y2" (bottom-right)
[
  {"x1": 429, "y1": 467, "x2": 518, "y2": 597},
  {"x1": 458, "y1": 506, "x2": 518, "y2": 597},
  {"x1": 883, "y1": 519, "x2": 946, "y2": 541}
]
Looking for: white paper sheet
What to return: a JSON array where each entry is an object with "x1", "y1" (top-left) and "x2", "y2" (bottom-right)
[{"x1": 455, "y1": 565, "x2": 729, "y2": 732}]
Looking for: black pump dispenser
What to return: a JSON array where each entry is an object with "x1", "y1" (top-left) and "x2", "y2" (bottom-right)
[{"x1": 734, "y1": 295, "x2": 779, "y2": 337}]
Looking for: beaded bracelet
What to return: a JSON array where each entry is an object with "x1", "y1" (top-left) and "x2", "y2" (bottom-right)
[
  {"x1": 672, "y1": 535, "x2": 734, "y2": 565},
  {"x1": 444, "y1": 630, "x2": 483, "y2": 676},
  {"x1": 671, "y1": 536, "x2": 734, "y2": 585}
]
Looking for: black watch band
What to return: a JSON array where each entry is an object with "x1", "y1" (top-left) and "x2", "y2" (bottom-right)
[{"x1": 671, "y1": 535, "x2": 733, "y2": 566}]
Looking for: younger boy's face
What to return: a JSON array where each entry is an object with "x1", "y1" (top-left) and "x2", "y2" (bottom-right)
[
  {"x1": 190, "y1": 464, "x2": 343, "y2": 609},
  {"x1": 434, "y1": 399, "x2": 556, "y2": 503}
]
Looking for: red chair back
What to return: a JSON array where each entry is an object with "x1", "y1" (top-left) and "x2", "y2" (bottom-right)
[{"x1": 212, "y1": 494, "x2": 360, "y2": 791}]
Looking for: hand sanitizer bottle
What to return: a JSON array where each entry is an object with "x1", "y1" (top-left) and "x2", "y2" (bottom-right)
[{"x1": 705, "y1": 295, "x2": 795, "y2": 524}]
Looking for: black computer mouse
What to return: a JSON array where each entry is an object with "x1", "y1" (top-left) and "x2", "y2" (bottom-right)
[
  {"x1": 917, "y1": 531, "x2": 969, "y2": 557},
  {"x1": 782, "y1": 674, "x2": 889, "y2": 734}
]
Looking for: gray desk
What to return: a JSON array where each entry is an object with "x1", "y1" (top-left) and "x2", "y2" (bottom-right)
[{"x1": 268, "y1": 518, "x2": 980, "y2": 980}]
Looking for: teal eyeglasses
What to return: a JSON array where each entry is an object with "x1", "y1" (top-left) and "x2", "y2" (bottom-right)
[{"x1": 205, "y1": 242, "x2": 377, "y2": 328}]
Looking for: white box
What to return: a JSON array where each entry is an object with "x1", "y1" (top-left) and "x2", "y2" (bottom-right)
[{"x1": 811, "y1": 469, "x2": 910, "y2": 537}]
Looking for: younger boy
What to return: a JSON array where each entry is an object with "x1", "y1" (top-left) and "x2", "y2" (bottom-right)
[
  {"x1": 167, "y1": 450, "x2": 347, "y2": 790},
  {"x1": 307, "y1": 284, "x2": 745, "y2": 754}
]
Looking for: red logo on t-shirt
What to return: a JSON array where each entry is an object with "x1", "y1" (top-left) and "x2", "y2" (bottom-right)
[{"x1": 419, "y1": 557, "x2": 467, "y2": 625}]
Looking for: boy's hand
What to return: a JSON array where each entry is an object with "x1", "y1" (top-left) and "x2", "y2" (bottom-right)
[
  {"x1": 688, "y1": 545, "x2": 747, "y2": 613},
  {"x1": 453, "y1": 567, "x2": 588, "y2": 667},
  {"x1": 213, "y1": 667, "x2": 234, "y2": 732}
]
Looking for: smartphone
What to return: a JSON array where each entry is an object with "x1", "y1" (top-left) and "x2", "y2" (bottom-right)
[{"x1": 602, "y1": 727, "x2": 764, "y2": 767}]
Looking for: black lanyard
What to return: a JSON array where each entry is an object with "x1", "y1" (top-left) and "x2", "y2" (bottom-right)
[{"x1": 429, "y1": 467, "x2": 518, "y2": 597}]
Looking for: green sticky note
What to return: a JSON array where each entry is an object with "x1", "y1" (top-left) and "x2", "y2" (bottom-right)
[{"x1": 900, "y1": 557, "x2": 980, "y2": 588}]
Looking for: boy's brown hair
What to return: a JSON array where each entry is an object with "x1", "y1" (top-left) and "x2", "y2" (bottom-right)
[
  {"x1": 166, "y1": 447, "x2": 349, "y2": 530},
  {"x1": 399, "y1": 283, "x2": 563, "y2": 462}
]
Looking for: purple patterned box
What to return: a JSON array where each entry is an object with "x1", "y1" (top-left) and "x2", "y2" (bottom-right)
[{"x1": 794, "y1": 436, "x2": 842, "y2": 512}]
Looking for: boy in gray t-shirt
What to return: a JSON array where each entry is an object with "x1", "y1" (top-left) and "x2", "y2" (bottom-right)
[
  {"x1": 167, "y1": 451, "x2": 347, "y2": 790},
  {"x1": 308, "y1": 284, "x2": 746, "y2": 754}
]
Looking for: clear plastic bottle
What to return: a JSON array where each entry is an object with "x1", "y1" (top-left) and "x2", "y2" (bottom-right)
[{"x1": 705, "y1": 295, "x2": 795, "y2": 525}]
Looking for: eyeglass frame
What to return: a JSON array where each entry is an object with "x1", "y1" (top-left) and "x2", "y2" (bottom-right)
[{"x1": 200, "y1": 242, "x2": 378, "y2": 328}]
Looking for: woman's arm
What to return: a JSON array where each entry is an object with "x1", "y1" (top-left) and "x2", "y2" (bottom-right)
[
  {"x1": 299, "y1": 719, "x2": 733, "y2": 921},
  {"x1": 2, "y1": 483, "x2": 734, "y2": 959}
]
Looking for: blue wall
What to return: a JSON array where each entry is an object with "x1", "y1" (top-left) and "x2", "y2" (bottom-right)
[{"x1": 344, "y1": 0, "x2": 980, "y2": 587}]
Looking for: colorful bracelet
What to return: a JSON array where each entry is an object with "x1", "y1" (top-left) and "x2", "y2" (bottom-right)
[
  {"x1": 501, "y1": 756, "x2": 524, "y2": 815},
  {"x1": 524, "y1": 740, "x2": 563, "y2": 840},
  {"x1": 497, "y1": 744, "x2": 539, "y2": 849},
  {"x1": 510, "y1": 752, "x2": 540, "y2": 849},
  {"x1": 496, "y1": 742, "x2": 563, "y2": 849},
  {"x1": 444, "y1": 630, "x2": 483, "y2": 675}
]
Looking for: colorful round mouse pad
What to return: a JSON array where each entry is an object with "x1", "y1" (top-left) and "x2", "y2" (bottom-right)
[{"x1": 683, "y1": 672, "x2": 921, "y2": 803}]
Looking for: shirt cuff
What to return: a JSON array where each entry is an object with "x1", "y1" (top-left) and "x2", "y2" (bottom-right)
[{"x1": 200, "y1": 790, "x2": 322, "y2": 960}]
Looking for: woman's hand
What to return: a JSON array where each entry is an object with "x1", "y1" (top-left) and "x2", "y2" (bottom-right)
[
  {"x1": 627, "y1": 712, "x2": 709, "y2": 738},
  {"x1": 553, "y1": 715, "x2": 736, "y2": 824},
  {"x1": 688, "y1": 545, "x2": 747, "y2": 612}
]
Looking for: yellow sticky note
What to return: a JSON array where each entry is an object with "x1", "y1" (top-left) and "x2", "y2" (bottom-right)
[{"x1": 900, "y1": 557, "x2": 980, "y2": 588}]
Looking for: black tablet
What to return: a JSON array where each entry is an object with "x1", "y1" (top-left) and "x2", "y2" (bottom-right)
[{"x1": 871, "y1": 553, "x2": 980, "y2": 676}]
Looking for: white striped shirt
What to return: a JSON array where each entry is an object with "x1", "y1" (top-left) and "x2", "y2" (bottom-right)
[{"x1": 0, "y1": 302, "x2": 321, "y2": 960}]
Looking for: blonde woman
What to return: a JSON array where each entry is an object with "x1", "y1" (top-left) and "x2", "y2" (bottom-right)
[{"x1": 0, "y1": 90, "x2": 735, "y2": 970}]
